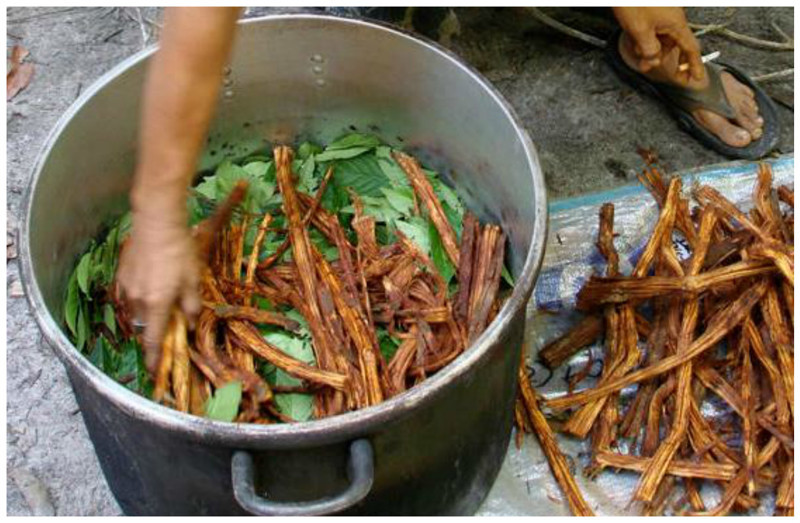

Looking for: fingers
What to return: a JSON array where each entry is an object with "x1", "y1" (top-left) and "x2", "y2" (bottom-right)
[
  {"x1": 666, "y1": 25, "x2": 704, "y2": 82},
  {"x1": 143, "y1": 298, "x2": 173, "y2": 375},
  {"x1": 627, "y1": 28, "x2": 663, "y2": 72},
  {"x1": 180, "y1": 282, "x2": 202, "y2": 331}
]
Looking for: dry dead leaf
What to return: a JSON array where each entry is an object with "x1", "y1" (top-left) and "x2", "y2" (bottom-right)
[{"x1": 7, "y1": 45, "x2": 35, "y2": 101}]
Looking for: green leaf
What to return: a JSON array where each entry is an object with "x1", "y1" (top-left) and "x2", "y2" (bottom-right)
[
  {"x1": 76, "y1": 252, "x2": 92, "y2": 295},
  {"x1": 198, "y1": 134, "x2": 264, "y2": 172},
  {"x1": 298, "y1": 155, "x2": 318, "y2": 193},
  {"x1": 265, "y1": 332, "x2": 315, "y2": 421},
  {"x1": 283, "y1": 309, "x2": 310, "y2": 338},
  {"x1": 274, "y1": 392, "x2": 313, "y2": 422},
  {"x1": 64, "y1": 271, "x2": 80, "y2": 336},
  {"x1": 264, "y1": 332, "x2": 315, "y2": 364},
  {"x1": 298, "y1": 141, "x2": 323, "y2": 160},
  {"x1": 309, "y1": 229, "x2": 338, "y2": 261},
  {"x1": 429, "y1": 220, "x2": 455, "y2": 285},
  {"x1": 103, "y1": 303, "x2": 117, "y2": 337},
  {"x1": 76, "y1": 306, "x2": 88, "y2": 351},
  {"x1": 112, "y1": 339, "x2": 152, "y2": 395},
  {"x1": 325, "y1": 133, "x2": 381, "y2": 151},
  {"x1": 315, "y1": 146, "x2": 372, "y2": 162},
  {"x1": 214, "y1": 161, "x2": 250, "y2": 197},
  {"x1": 380, "y1": 186, "x2": 415, "y2": 216},
  {"x1": 243, "y1": 161, "x2": 270, "y2": 178},
  {"x1": 328, "y1": 154, "x2": 390, "y2": 198},
  {"x1": 204, "y1": 381, "x2": 243, "y2": 422},
  {"x1": 396, "y1": 217, "x2": 431, "y2": 258},
  {"x1": 194, "y1": 178, "x2": 218, "y2": 201},
  {"x1": 89, "y1": 336, "x2": 114, "y2": 373},
  {"x1": 375, "y1": 146, "x2": 410, "y2": 187},
  {"x1": 502, "y1": 264, "x2": 515, "y2": 287},
  {"x1": 378, "y1": 329, "x2": 402, "y2": 361}
]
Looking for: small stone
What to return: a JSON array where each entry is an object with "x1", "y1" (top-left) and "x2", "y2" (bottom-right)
[
  {"x1": 9, "y1": 279, "x2": 25, "y2": 298},
  {"x1": 10, "y1": 467, "x2": 56, "y2": 516}
]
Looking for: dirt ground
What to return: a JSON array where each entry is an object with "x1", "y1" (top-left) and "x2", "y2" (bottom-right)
[{"x1": 6, "y1": 6, "x2": 794, "y2": 515}]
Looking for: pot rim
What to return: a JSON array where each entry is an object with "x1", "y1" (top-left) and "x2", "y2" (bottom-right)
[{"x1": 19, "y1": 13, "x2": 548, "y2": 448}]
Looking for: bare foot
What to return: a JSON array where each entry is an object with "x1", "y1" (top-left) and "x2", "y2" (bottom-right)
[{"x1": 619, "y1": 33, "x2": 764, "y2": 148}]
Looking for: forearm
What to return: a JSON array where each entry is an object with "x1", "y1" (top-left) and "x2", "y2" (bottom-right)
[{"x1": 131, "y1": 7, "x2": 242, "y2": 221}]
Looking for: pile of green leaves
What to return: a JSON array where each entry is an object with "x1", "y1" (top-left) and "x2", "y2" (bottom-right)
[
  {"x1": 64, "y1": 132, "x2": 510, "y2": 423},
  {"x1": 63, "y1": 214, "x2": 153, "y2": 396}
]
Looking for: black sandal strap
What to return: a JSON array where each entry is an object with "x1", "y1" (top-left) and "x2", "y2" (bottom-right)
[{"x1": 655, "y1": 63, "x2": 737, "y2": 120}]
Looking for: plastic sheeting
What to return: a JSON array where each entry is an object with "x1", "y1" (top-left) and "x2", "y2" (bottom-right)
[{"x1": 476, "y1": 155, "x2": 794, "y2": 516}]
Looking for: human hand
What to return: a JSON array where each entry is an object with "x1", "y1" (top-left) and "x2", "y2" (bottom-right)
[
  {"x1": 117, "y1": 204, "x2": 201, "y2": 374},
  {"x1": 613, "y1": 7, "x2": 703, "y2": 84}
]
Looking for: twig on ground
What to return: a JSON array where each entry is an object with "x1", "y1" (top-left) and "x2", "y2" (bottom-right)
[{"x1": 524, "y1": 7, "x2": 606, "y2": 48}]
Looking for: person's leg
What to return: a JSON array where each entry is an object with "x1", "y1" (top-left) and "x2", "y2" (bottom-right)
[{"x1": 615, "y1": 9, "x2": 763, "y2": 148}]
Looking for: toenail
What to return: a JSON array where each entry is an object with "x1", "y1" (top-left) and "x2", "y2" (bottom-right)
[
  {"x1": 757, "y1": 117, "x2": 764, "y2": 125},
  {"x1": 753, "y1": 129, "x2": 763, "y2": 139},
  {"x1": 736, "y1": 130, "x2": 749, "y2": 141}
]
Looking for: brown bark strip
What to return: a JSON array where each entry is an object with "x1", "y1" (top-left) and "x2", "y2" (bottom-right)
[
  {"x1": 170, "y1": 311, "x2": 190, "y2": 413},
  {"x1": 746, "y1": 317, "x2": 790, "y2": 426},
  {"x1": 741, "y1": 330, "x2": 757, "y2": 496},
  {"x1": 209, "y1": 303, "x2": 300, "y2": 332},
  {"x1": 193, "y1": 180, "x2": 249, "y2": 262},
  {"x1": 544, "y1": 281, "x2": 767, "y2": 410},
  {"x1": 594, "y1": 451, "x2": 739, "y2": 481},
  {"x1": 230, "y1": 216, "x2": 250, "y2": 283},
  {"x1": 590, "y1": 203, "x2": 622, "y2": 454},
  {"x1": 393, "y1": 151, "x2": 460, "y2": 266},
  {"x1": 634, "y1": 209, "x2": 716, "y2": 502},
  {"x1": 386, "y1": 329, "x2": 418, "y2": 396},
  {"x1": 694, "y1": 366, "x2": 744, "y2": 416},
  {"x1": 576, "y1": 259, "x2": 775, "y2": 309},
  {"x1": 315, "y1": 252, "x2": 384, "y2": 406},
  {"x1": 642, "y1": 377, "x2": 675, "y2": 457},
  {"x1": 396, "y1": 306, "x2": 450, "y2": 323},
  {"x1": 188, "y1": 365, "x2": 210, "y2": 416},
  {"x1": 193, "y1": 307, "x2": 271, "y2": 403},
  {"x1": 631, "y1": 177, "x2": 682, "y2": 278},
  {"x1": 637, "y1": 165, "x2": 698, "y2": 247},
  {"x1": 274, "y1": 145, "x2": 348, "y2": 414},
  {"x1": 256, "y1": 167, "x2": 334, "y2": 272},
  {"x1": 518, "y1": 359, "x2": 594, "y2": 516},
  {"x1": 776, "y1": 458, "x2": 794, "y2": 509},
  {"x1": 760, "y1": 285, "x2": 794, "y2": 417},
  {"x1": 227, "y1": 320, "x2": 348, "y2": 391},
  {"x1": 538, "y1": 315, "x2": 603, "y2": 370},
  {"x1": 748, "y1": 242, "x2": 794, "y2": 286},
  {"x1": 597, "y1": 203, "x2": 620, "y2": 275},
  {"x1": 152, "y1": 315, "x2": 175, "y2": 403},
  {"x1": 777, "y1": 184, "x2": 793, "y2": 208},
  {"x1": 564, "y1": 306, "x2": 638, "y2": 438},
  {"x1": 243, "y1": 213, "x2": 272, "y2": 306},
  {"x1": 686, "y1": 469, "x2": 748, "y2": 516},
  {"x1": 350, "y1": 190, "x2": 381, "y2": 259},
  {"x1": 302, "y1": 165, "x2": 334, "y2": 227},
  {"x1": 466, "y1": 225, "x2": 505, "y2": 344},
  {"x1": 695, "y1": 184, "x2": 773, "y2": 244},
  {"x1": 454, "y1": 212, "x2": 479, "y2": 324}
]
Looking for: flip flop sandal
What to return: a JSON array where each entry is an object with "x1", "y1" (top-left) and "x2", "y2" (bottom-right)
[{"x1": 606, "y1": 30, "x2": 780, "y2": 160}]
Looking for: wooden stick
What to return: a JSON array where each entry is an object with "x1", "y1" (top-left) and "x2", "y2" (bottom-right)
[
  {"x1": 594, "y1": 451, "x2": 739, "y2": 481},
  {"x1": 518, "y1": 358, "x2": 594, "y2": 516},
  {"x1": 394, "y1": 151, "x2": 460, "y2": 266},
  {"x1": 170, "y1": 310, "x2": 190, "y2": 412},
  {"x1": 545, "y1": 281, "x2": 767, "y2": 410}
]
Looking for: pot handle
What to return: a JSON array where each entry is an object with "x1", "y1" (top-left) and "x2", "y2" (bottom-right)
[{"x1": 231, "y1": 439, "x2": 374, "y2": 516}]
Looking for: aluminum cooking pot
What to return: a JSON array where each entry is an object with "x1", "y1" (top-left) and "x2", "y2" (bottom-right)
[{"x1": 20, "y1": 14, "x2": 547, "y2": 515}]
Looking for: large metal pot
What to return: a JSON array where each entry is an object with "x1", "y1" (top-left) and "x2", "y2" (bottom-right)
[{"x1": 20, "y1": 14, "x2": 547, "y2": 515}]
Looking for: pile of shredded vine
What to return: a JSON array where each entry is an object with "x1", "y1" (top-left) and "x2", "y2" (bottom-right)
[{"x1": 63, "y1": 133, "x2": 513, "y2": 423}]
